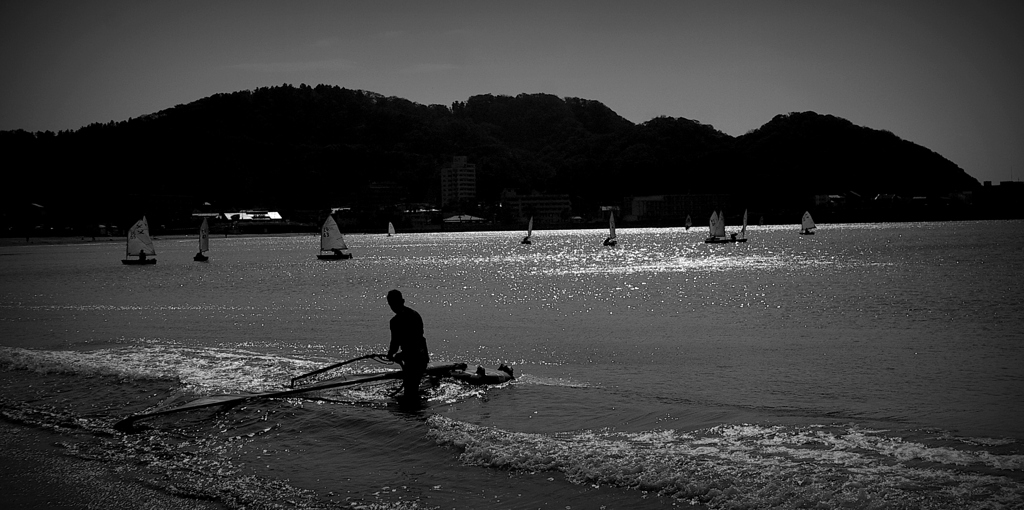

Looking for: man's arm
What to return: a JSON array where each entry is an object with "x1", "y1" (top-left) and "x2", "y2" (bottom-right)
[{"x1": 386, "y1": 319, "x2": 399, "y2": 358}]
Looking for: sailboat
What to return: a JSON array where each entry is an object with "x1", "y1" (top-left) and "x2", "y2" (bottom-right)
[
  {"x1": 317, "y1": 215, "x2": 352, "y2": 260},
  {"x1": 387, "y1": 222, "x2": 395, "y2": 237},
  {"x1": 705, "y1": 211, "x2": 725, "y2": 243},
  {"x1": 122, "y1": 216, "x2": 156, "y2": 264},
  {"x1": 193, "y1": 218, "x2": 210, "y2": 262},
  {"x1": 685, "y1": 214, "x2": 692, "y2": 231},
  {"x1": 603, "y1": 211, "x2": 617, "y2": 246},
  {"x1": 521, "y1": 216, "x2": 533, "y2": 244},
  {"x1": 705, "y1": 210, "x2": 748, "y2": 243},
  {"x1": 800, "y1": 211, "x2": 816, "y2": 235}
]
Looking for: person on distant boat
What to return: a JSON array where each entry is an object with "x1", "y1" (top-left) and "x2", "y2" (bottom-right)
[
  {"x1": 139, "y1": 250, "x2": 146, "y2": 261},
  {"x1": 603, "y1": 236, "x2": 616, "y2": 246},
  {"x1": 385, "y1": 289, "x2": 430, "y2": 398}
]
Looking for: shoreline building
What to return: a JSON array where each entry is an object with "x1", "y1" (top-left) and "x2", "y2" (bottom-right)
[
  {"x1": 624, "y1": 194, "x2": 733, "y2": 224},
  {"x1": 500, "y1": 190, "x2": 572, "y2": 224},
  {"x1": 441, "y1": 156, "x2": 477, "y2": 209}
]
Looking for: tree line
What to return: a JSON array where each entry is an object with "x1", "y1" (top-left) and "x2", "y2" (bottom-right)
[{"x1": 0, "y1": 84, "x2": 982, "y2": 235}]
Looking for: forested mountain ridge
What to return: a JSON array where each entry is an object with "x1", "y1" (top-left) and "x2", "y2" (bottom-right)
[
  {"x1": 727, "y1": 112, "x2": 978, "y2": 196},
  {"x1": 0, "y1": 84, "x2": 979, "y2": 231}
]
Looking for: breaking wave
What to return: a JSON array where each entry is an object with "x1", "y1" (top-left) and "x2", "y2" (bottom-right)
[{"x1": 427, "y1": 416, "x2": 1024, "y2": 509}]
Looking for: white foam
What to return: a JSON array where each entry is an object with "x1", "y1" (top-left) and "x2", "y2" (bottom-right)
[
  {"x1": 426, "y1": 417, "x2": 1024, "y2": 509},
  {"x1": 0, "y1": 346, "x2": 307, "y2": 393}
]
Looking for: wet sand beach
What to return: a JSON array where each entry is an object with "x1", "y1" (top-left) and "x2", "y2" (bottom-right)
[{"x1": 0, "y1": 422, "x2": 223, "y2": 510}]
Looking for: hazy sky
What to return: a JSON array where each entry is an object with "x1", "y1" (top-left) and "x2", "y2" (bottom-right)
[{"x1": 2, "y1": 1, "x2": 1022, "y2": 184}]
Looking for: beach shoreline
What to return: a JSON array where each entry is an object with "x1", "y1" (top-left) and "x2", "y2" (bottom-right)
[
  {"x1": 0, "y1": 421, "x2": 224, "y2": 510},
  {"x1": 0, "y1": 232, "x2": 315, "y2": 248}
]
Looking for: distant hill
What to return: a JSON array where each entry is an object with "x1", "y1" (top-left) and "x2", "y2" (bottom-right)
[
  {"x1": 720, "y1": 111, "x2": 977, "y2": 195},
  {"x1": 0, "y1": 84, "x2": 980, "y2": 232}
]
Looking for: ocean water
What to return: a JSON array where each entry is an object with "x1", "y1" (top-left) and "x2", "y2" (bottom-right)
[{"x1": 1, "y1": 221, "x2": 1022, "y2": 509}]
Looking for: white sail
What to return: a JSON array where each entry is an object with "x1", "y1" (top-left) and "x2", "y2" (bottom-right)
[
  {"x1": 321, "y1": 216, "x2": 348, "y2": 251},
  {"x1": 126, "y1": 216, "x2": 156, "y2": 256},
  {"x1": 685, "y1": 214, "x2": 692, "y2": 229},
  {"x1": 708, "y1": 211, "x2": 719, "y2": 237},
  {"x1": 609, "y1": 212, "x2": 616, "y2": 239},
  {"x1": 521, "y1": 216, "x2": 534, "y2": 244},
  {"x1": 388, "y1": 222, "x2": 395, "y2": 236},
  {"x1": 740, "y1": 209, "x2": 748, "y2": 238},
  {"x1": 198, "y1": 218, "x2": 209, "y2": 253},
  {"x1": 801, "y1": 211, "x2": 816, "y2": 231},
  {"x1": 710, "y1": 210, "x2": 726, "y2": 238}
]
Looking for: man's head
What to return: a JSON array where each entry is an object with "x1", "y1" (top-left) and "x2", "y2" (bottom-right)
[{"x1": 387, "y1": 289, "x2": 404, "y2": 311}]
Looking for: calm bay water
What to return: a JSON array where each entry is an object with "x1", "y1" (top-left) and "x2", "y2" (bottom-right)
[{"x1": 1, "y1": 221, "x2": 1023, "y2": 509}]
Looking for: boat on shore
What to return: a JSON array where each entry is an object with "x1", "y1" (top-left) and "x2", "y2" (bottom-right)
[
  {"x1": 317, "y1": 215, "x2": 352, "y2": 260},
  {"x1": 122, "y1": 216, "x2": 156, "y2": 264}
]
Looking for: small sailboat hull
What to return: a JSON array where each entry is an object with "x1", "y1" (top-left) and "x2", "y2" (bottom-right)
[
  {"x1": 193, "y1": 252, "x2": 209, "y2": 261},
  {"x1": 451, "y1": 365, "x2": 515, "y2": 385},
  {"x1": 114, "y1": 362, "x2": 470, "y2": 431},
  {"x1": 704, "y1": 237, "x2": 747, "y2": 244},
  {"x1": 317, "y1": 252, "x2": 353, "y2": 260}
]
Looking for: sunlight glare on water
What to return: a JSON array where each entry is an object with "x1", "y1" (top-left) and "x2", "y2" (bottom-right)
[{"x1": 1, "y1": 221, "x2": 1022, "y2": 509}]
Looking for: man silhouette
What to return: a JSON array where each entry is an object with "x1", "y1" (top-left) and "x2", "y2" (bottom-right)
[{"x1": 385, "y1": 289, "x2": 429, "y2": 398}]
